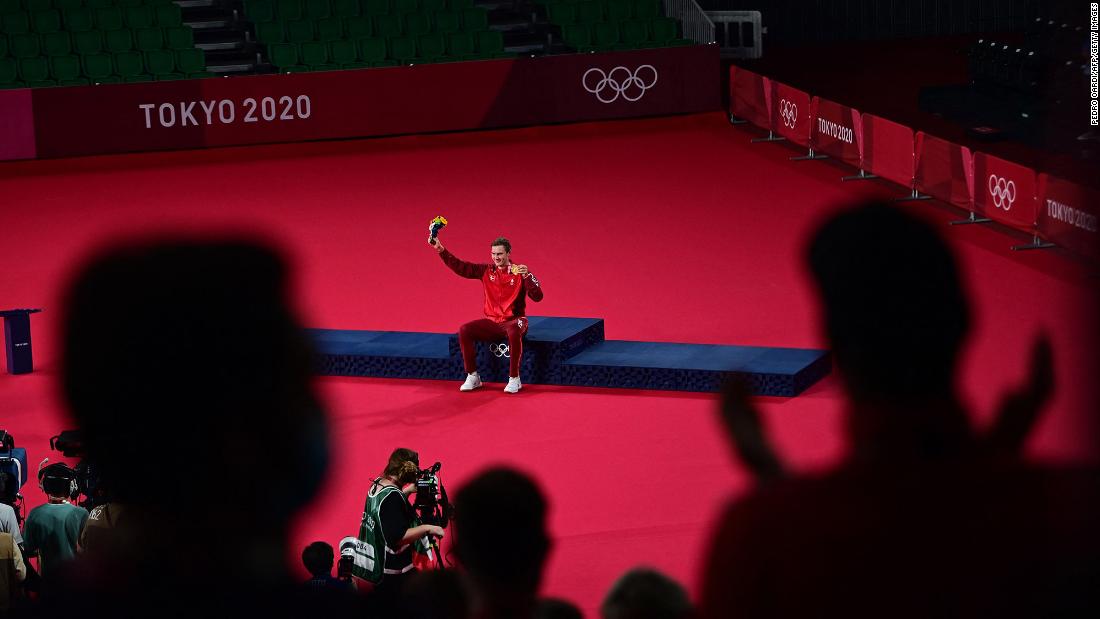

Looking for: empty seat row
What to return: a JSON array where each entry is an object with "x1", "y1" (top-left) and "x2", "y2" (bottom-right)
[
  {"x1": 0, "y1": 46, "x2": 203, "y2": 86},
  {"x1": 1, "y1": 5, "x2": 181, "y2": 33},
  {"x1": 255, "y1": 9, "x2": 486, "y2": 43},
  {"x1": 563, "y1": 18, "x2": 686, "y2": 50},
  {"x1": 0, "y1": 0, "x2": 174, "y2": 14},
  {"x1": 268, "y1": 30, "x2": 505, "y2": 69},
  {"x1": 545, "y1": 0, "x2": 660, "y2": 24},
  {"x1": 245, "y1": 0, "x2": 474, "y2": 22},
  {"x1": 0, "y1": 26, "x2": 192, "y2": 56}
]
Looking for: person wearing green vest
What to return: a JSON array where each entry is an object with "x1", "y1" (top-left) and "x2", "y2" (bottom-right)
[{"x1": 357, "y1": 448, "x2": 444, "y2": 612}]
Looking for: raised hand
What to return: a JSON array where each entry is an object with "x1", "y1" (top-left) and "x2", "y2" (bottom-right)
[
  {"x1": 718, "y1": 376, "x2": 787, "y2": 484},
  {"x1": 985, "y1": 332, "x2": 1054, "y2": 457}
]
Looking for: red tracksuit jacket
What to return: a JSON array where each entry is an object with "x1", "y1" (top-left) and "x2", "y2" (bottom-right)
[{"x1": 439, "y1": 249, "x2": 544, "y2": 322}]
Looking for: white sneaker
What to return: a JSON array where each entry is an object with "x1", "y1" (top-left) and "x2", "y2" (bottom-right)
[
  {"x1": 460, "y1": 372, "x2": 482, "y2": 391},
  {"x1": 504, "y1": 377, "x2": 522, "y2": 393}
]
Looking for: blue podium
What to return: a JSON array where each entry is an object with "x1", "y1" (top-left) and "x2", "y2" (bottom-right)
[{"x1": 1, "y1": 309, "x2": 42, "y2": 375}]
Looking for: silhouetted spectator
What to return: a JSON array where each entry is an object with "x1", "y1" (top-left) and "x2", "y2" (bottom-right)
[
  {"x1": 302, "y1": 541, "x2": 353, "y2": 593},
  {"x1": 453, "y1": 467, "x2": 555, "y2": 619},
  {"x1": 601, "y1": 568, "x2": 692, "y2": 619},
  {"x1": 535, "y1": 597, "x2": 584, "y2": 619},
  {"x1": 702, "y1": 203, "x2": 1100, "y2": 617},
  {"x1": 38, "y1": 239, "x2": 359, "y2": 616},
  {"x1": 399, "y1": 568, "x2": 470, "y2": 619}
]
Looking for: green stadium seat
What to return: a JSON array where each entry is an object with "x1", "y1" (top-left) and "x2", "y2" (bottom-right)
[
  {"x1": 331, "y1": 0, "x2": 358, "y2": 17},
  {"x1": 0, "y1": 0, "x2": 19, "y2": 15},
  {"x1": 420, "y1": 0, "x2": 442, "y2": 10},
  {"x1": 545, "y1": 3, "x2": 573, "y2": 26},
  {"x1": 361, "y1": 0, "x2": 387, "y2": 16},
  {"x1": 113, "y1": 49, "x2": 143, "y2": 75},
  {"x1": 328, "y1": 37, "x2": 356, "y2": 62},
  {"x1": 164, "y1": 25, "x2": 192, "y2": 49},
  {"x1": 632, "y1": 0, "x2": 658, "y2": 19},
  {"x1": 305, "y1": 0, "x2": 329, "y2": 19},
  {"x1": 62, "y1": 8, "x2": 93, "y2": 31},
  {"x1": 17, "y1": 55, "x2": 47, "y2": 80},
  {"x1": 59, "y1": 77, "x2": 89, "y2": 85},
  {"x1": 0, "y1": 34, "x2": 6, "y2": 56},
  {"x1": 157, "y1": 71, "x2": 185, "y2": 79},
  {"x1": 246, "y1": 0, "x2": 275, "y2": 22},
  {"x1": 72, "y1": 28, "x2": 102, "y2": 53},
  {"x1": 124, "y1": 6, "x2": 152, "y2": 28},
  {"x1": 620, "y1": 19, "x2": 646, "y2": 45},
  {"x1": 116, "y1": 0, "x2": 143, "y2": 7},
  {"x1": 49, "y1": 53, "x2": 80, "y2": 79},
  {"x1": 403, "y1": 11, "x2": 427, "y2": 36},
  {"x1": 255, "y1": 20, "x2": 284, "y2": 42},
  {"x1": 53, "y1": 0, "x2": 81, "y2": 9},
  {"x1": 188, "y1": 71, "x2": 215, "y2": 78},
  {"x1": 41, "y1": 30, "x2": 70, "y2": 55},
  {"x1": 123, "y1": 73, "x2": 151, "y2": 82},
  {"x1": 144, "y1": 0, "x2": 176, "y2": 5},
  {"x1": 608, "y1": 0, "x2": 632, "y2": 21},
  {"x1": 344, "y1": 15, "x2": 370, "y2": 37},
  {"x1": 104, "y1": 27, "x2": 132, "y2": 51},
  {"x1": 154, "y1": 4, "x2": 181, "y2": 27},
  {"x1": 268, "y1": 42, "x2": 297, "y2": 66},
  {"x1": 449, "y1": 0, "x2": 472, "y2": 8},
  {"x1": 356, "y1": 35, "x2": 383, "y2": 61},
  {"x1": 85, "y1": 0, "x2": 112, "y2": 8},
  {"x1": 23, "y1": 0, "x2": 50, "y2": 13},
  {"x1": 417, "y1": 32, "x2": 442, "y2": 59},
  {"x1": 81, "y1": 51, "x2": 111, "y2": 76},
  {"x1": 340, "y1": 61, "x2": 367, "y2": 69},
  {"x1": 299, "y1": 39, "x2": 326, "y2": 64},
  {"x1": 95, "y1": 7, "x2": 123, "y2": 29},
  {"x1": 91, "y1": 75, "x2": 119, "y2": 82},
  {"x1": 576, "y1": 1, "x2": 600, "y2": 24},
  {"x1": 433, "y1": 10, "x2": 458, "y2": 33},
  {"x1": 0, "y1": 57, "x2": 16, "y2": 82},
  {"x1": 475, "y1": 29, "x2": 501, "y2": 54},
  {"x1": 27, "y1": 78, "x2": 56, "y2": 86},
  {"x1": 370, "y1": 59, "x2": 396, "y2": 66},
  {"x1": 9, "y1": 32, "x2": 38, "y2": 57},
  {"x1": 460, "y1": 6, "x2": 486, "y2": 30},
  {"x1": 316, "y1": 17, "x2": 342, "y2": 40},
  {"x1": 561, "y1": 23, "x2": 589, "y2": 48},
  {"x1": 135, "y1": 26, "x2": 162, "y2": 49},
  {"x1": 445, "y1": 30, "x2": 472, "y2": 56},
  {"x1": 31, "y1": 9, "x2": 61, "y2": 33},
  {"x1": 175, "y1": 46, "x2": 203, "y2": 72},
  {"x1": 592, "y1": 20, "x2": 618, "y2": 46},
  {"x1": 391, "y1": 0, "x2": 414, "y2": 13},
  {"x1": 281, "y1": 64, "x2": 308, "y2": 72},
  {"x1": 373, "y1": 13, "x2": 399, "y2": 37},
  {"x1": 388, "y1": 35, "x2": 415, "y2": 62},
  {"x1": 2, "y1": 12, "x2": 31, "y2": 33},
  {"x1": 143, "y1": 47, "x2": 173, "y2": 73},
  {"x1": 275, "y1": 0, "x2": 301, "y2": 20},
  {"x1": 286, "y1": 19, "x2": 312, "y2": 42},
  {"x1": 649, "y1": 16, "x2": 674, "y2": 42}
]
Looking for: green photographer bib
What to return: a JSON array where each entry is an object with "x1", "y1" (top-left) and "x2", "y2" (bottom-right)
[{"x1": 355, "y1": 484, "x2": 404, "y2": 584}]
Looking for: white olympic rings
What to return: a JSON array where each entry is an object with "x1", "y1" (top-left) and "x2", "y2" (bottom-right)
[
  {"x1": 779, "y1": 98, "x2": 798, "y2": 129},
  {"x1": 988, "y1": 174, "x2": 1016, "y2": 211},
  {"x1": 490, "y1": 343, "x2": 511, "y2": 358},
  {"x1": 582, "y1": 65, "x2": 659, "y2": 104}
]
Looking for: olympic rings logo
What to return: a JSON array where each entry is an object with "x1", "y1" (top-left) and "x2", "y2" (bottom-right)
[
  {"x1": 490, "y1": 343, "x2": 510, "y2": 358},
  {"x1": 582, "y1": 65, "x2": 658, "y2": 104},
  {"x1": 779, "y1": 99, "x2": 798, "y2": 129},
  {"x1": 988, "y1": 174, "x2": 1016, "y2": 211}
]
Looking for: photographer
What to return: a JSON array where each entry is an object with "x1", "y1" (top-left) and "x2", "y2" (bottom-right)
[{"x1": 361, "y1": 448, "x2": 444, "y2": 609}]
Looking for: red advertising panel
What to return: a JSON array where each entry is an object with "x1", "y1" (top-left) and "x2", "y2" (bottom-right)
[
  {"x1": 862, "y1": 114, "x2": 915, "y2": 187},
  {"x1": 1037, "y1": 174, "x2": 1100, "y2": 260},
  {"x1": 972, "y1": 152, "x2": 1038, "y2": 232},
  {"x1": 770, "y1": 82, "x2": 811, "y2": 147},
  {"x1": 914, "y1": 132, "x2": 973, "y2": 209},
  {"x1": 728, "y1": 65, "x2": 771, "y2": 129},
  {"x1": 0, "y1": 89, "x2": 36, "y2": 161},
  {"x1": 810, "y1": 97, "x2": 861, "y2": 166},
  {"x1": 27, "y1": 46, "x2": 719, "y2": 159}
]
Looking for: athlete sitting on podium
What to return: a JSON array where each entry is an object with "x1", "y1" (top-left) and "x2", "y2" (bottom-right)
[{"x1": 431, "y1": 235, "x2": 543, "y2": 393}]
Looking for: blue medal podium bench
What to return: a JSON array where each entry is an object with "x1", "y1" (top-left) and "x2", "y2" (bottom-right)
[{"x1": 308, "y1": 317, "x2": 830, "y2": 397}]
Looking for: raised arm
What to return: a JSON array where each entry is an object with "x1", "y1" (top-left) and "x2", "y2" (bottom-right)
[
  {"x1": 513, "y1": 265, "x2": 543, "y2": 302},
  {"x1": 432, "y1": 240, "x2": 487, "y2": 280}
]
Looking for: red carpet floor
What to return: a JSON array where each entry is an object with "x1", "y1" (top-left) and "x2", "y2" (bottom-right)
[{"x1": 1, "y1": 112, "x2": 1097, "y2": 615}]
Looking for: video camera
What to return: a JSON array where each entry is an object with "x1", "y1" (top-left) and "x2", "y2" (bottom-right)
[
  {"x1": 0, "y1": 430, "x2": 28, "y2": 523},
  {"x1": 41, "y1": 430, "x2": 106, "y2": 510},
  {"x1": 413, "y1": 461, "x2": 453, "y2": 528}
]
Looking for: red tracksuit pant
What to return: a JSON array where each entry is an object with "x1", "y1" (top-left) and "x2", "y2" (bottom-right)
[{"x1": 458, "y1": 317, "x2": 528, "y2": 378}]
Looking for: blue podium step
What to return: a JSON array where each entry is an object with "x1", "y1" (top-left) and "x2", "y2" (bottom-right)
[
  {"x1": 561, "y1": 340, "x2": 830, "y2": 396},
  {"x1": 308, "y1": 317, "x2": 830, "y2": 396}
]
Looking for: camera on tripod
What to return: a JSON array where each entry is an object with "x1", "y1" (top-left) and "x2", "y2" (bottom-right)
[
  {"x1": 413, "y1": 461, "x2": 453, "y2": 528},
  {"x1": 41, "y1": 429, "x2": 105, "y2": 510}
]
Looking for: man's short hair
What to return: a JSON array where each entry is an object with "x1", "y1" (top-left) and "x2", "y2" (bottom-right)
[
  {"x1": 601, "y1": 567, "x2": 692, "y2": 619},
  {"x1": 490, "y1": 237, "x2": 511, "y2": 253},
  {"x1": 302, "y1": 541, "x2": 335, "y2": 577}
]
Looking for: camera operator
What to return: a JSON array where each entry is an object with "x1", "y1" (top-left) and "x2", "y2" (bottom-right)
[
  {"x1": 362, "y1": 448, "x2": 444, "y2": 611},
  {"x1": 22, "y1": 464, "x2": 88, "y2": 586}
]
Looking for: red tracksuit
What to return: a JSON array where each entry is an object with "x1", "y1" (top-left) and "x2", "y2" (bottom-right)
[{"x1": 439, "y1": 249, "x2": 544, "y2": 377}]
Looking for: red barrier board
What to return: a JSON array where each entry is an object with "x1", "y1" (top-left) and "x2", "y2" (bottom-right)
[
  {"x1": 0, "y1": 89, "x2": 36, "y2": 161},
  {"x1": 972, "y1": 152, "x2": 1037, "y2": 232},
  {"x1": 23, "y1": 46, "x2": 719, "y2": 160},
  {"x1": 915, "y1": 132, "x2": 973, "y2": 209},
  {"x1": 771, "y1": 82, "x2": 811, "y2": 147},
  {"x1": 728, "y1": 65, "x2": 771, "y2": 129},
  {"x1": 862, "y1": 114, "x2": 915, "y2": 188},
  {"x1": 1037, "y1": 174, "x2": 1100, "y2": 260},
  {"x1": 810, "y1": 97, "x2": 861, "y2": 166}
]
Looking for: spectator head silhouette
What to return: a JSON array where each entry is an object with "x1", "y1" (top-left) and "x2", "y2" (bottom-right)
[
  {"x1": 806, "y1": 203, "x2": 974, "y2": 458},
  {"x1": 601, "y1": 567, "x2": 693, "y2": 619},
  {"x1": 59, "y1": 239, "x2": 329, "y2": 581},
  {"x1": 302, "y1": 542, "x2": 335, "y2": 578},
  {"x1": 454, "y1": 467, "x2": 549, "y2": 611}
]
